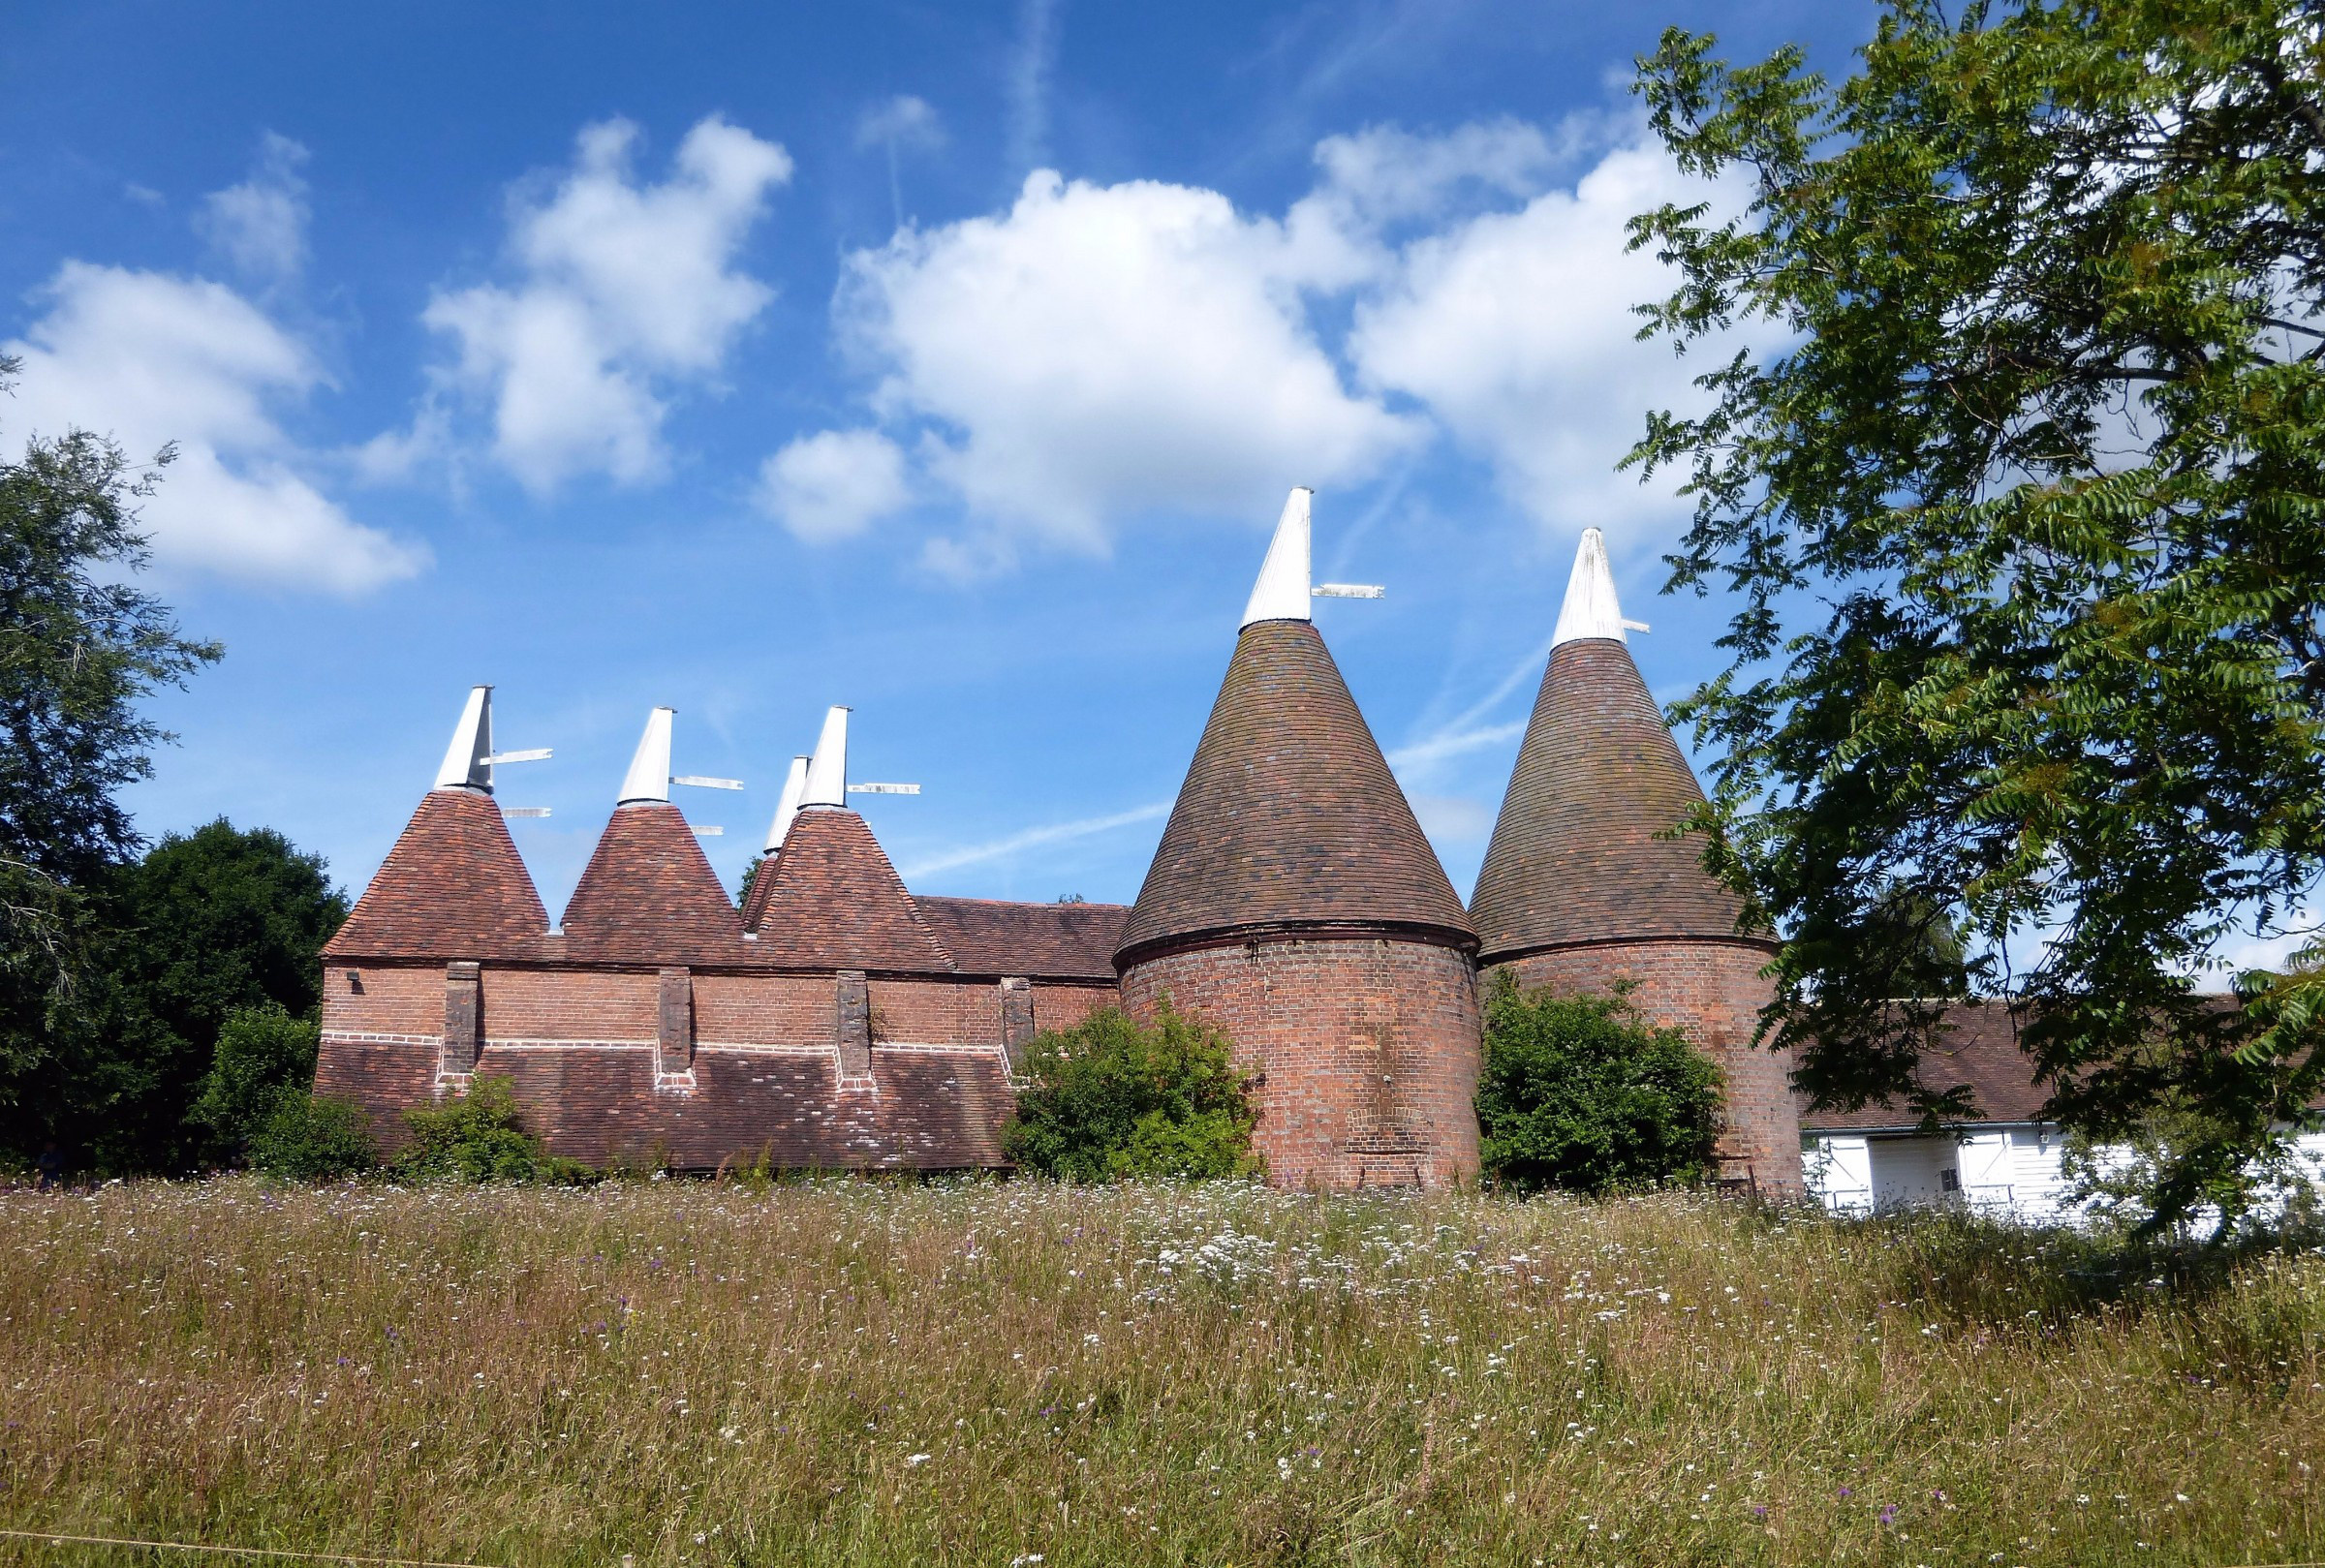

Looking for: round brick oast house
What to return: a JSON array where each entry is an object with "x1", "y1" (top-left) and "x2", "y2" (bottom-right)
[
  {"x1": 1116, "y1": 492, "x2": 1481, "y2": 1190},
  {"x1": 1470, "y1": 530, "x2": 1803, "y2": 1195}
]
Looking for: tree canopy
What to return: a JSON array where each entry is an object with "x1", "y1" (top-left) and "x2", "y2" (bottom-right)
[{"x1": 1628, "y1": 0, "x2": 2325, "y2": 1224}]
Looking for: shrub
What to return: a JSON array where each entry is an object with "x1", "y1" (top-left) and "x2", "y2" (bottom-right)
[
  {"x1": 391, "y1": 1075, "x2": 594, "y2": 1184},
  {"x1": 190, "y1": 1003, "x2": 321, "y2": 1163},
  {"x1": 248, "y1": 1092, "x2": 379, "y2": 1182},
  {"x1": 1474, "y1": 971, "x2": 1722, "y2": 1194},
  {"x1": 1003, "y1": 1004, "x2": 1260, "y2": 1182}
]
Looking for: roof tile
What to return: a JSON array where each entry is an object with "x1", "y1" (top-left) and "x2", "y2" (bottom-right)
[
  {"x1": 562, "y1": 802, "x2": 741, "y2": 966},
  {"x1": 323, "y1": 788, "x2": 551, "y2": 962}
]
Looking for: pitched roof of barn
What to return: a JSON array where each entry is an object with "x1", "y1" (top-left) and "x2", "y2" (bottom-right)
[
  {"x1": 1791, "y1": 1002, "x2": 2047, "y2": 1130},
  {"x1": 743, "y1": 809, "x2": 955, "y2": 973},
  {"x1": 561, "y1": 801, "x2": 742, "y2": 966},
  {"x1": 1470, "y1": 530, "x2": 1752, "y2": 963},
  {"x1": 324, "y1": 787, "x2": 553, "y2": 963},
  {"x1": 914, "y1": 897, "x2": 1128, "y2": 981},
  {"x1": 1116, "y1": 617, "x2": 1475, "y2": 965}
]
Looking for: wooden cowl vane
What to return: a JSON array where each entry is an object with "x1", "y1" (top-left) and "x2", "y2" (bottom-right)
[
  {"x1": 1115, "y1": 488, "x2": 1480, "y2": 1191},
  {"x1": 323, "y1": 686, "x2": 553, "y2": 965}
]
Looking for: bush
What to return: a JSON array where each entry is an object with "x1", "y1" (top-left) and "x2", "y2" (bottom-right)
[
  {"x1": 1474, "y1": 971, "x2": 1722, "y2": 1194},
  {"x1": 391, "y1": 1075, "x2": 594, "y2": 1184},
  {"x1": 1003, "y1": 1004, "x2": 1260, "y2": 1183},
  {"x1": 190, "y1": 1003, "x2": 321, "y2": 1163},
  {"x1": 249, "y1": 1092, "x2": 379, "y2": 1182}
]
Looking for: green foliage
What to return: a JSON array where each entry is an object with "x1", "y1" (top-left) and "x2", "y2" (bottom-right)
[
  {"x1": 248, "y1": 1092, "x2": 378, "y2": 1183},
  {"x1": 1474, "y1": 972, "x2": 1723, "y2": 1194},
  {"x1": 1003, "y1": 1004, "x2": 1261, "y2": 1183},
  {"x1": 735, "y1": 853, "x2": 762, "y2": 908},
  {"x1": 1628, "y1": 0, "x2": 2325, "y2": 1228},
  {"x1": 391, "y1": 1076, "x2": 595, "y2": 1185},
  {"x1": 190, "y1": 1002, "x2": 322, "y2": 1160},
  {"x1": 0, "y1": 364, "x2": 220, "y2": 1168}
]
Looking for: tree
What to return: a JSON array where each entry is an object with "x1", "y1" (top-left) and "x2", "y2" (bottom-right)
[
  {"x1": 248, "y1": 1092, "x2": 378, "y2": 1183},
  {"x1": 0, "y1": 360, "x2": 220, "y2": 1164},
  {"x1": 190, "y1": 1002, "x2": 323, "y2": 1163},
  {"x1": 1628, "y1": 0, "x2": 2325, "y2": 1226},
  {"x1": 1003, "y1": 1004, "x2": 1261, "y2": 1183},
  {"x1": 1473, "y1": 972, "x2": 1724, "y2": 1195}
]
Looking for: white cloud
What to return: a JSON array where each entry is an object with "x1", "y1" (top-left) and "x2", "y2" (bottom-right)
[
  {"x1": 423, "y1": 115, "x2": 792, "y2": 493},
  {"x1": 4, "y1": 261, "x2": 426, "y2": 594},
  {"x1": 836, "y1": 169, "x2": 1423, "y2": 552},
  {"x1": 1348, "y1": 138, "x2": 1746, "y2": 532},
  {"x1": 197, "y1": 133, "x2": 310, "y2": 286},
  {"x1": 902, "y1": 799, "x2": 1169, "y2": 880},
  {"x1": 758, "y1": 428, "x2": 911, "y2": 542},
  {"x1": 856, "y1": 95, "x2": 945, "y2": 153},
  {"x1": 780, "y1": 113, "x2": 1733, "y2": 567}
]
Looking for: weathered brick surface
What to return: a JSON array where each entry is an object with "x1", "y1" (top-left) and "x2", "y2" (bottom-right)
[
  {"x1": 483, "y1": 967, "x2": 658, "y2": 1042},
  {"x1": 312, "y1": 1037, "x2": 436, "y2": 1153},
  {"x1": 869, "y1": 976, "x2": 994, "y2": 1045},
  {"x1": 1031, "y1": 983, "x2": 1116, "y2": 1034},
  {"x1": 323, "y1": 962, "x2": 443, "y2": 1037},
  {"x1": 692, "y1": 972, "x2": 835, "y2": 1046},
  {"x1": 1493, "y1": 940, "x2": 1804, "y2": 1196},
  {"x1": 1120, "y1": 937, "x2": 1480, "y2": 1191},
  {"x1": 443, "y1": 963, "x2": 481, "y2": 1074}
]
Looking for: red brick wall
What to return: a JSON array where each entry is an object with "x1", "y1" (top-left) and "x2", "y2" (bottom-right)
[
  {"x1": 315, "y1": 961, "x2": 1036, "y2": 1171},
  {"x1": 321, "y1": 963, "x2": 441, "y2": 1038},
  {"x1": 1492, "y1": 939, "x2": 1803, "y2": 1196},
  {"x1": 1118, "y1": 937, "x2": 1480, "y2": 1191},
  {"x1": 1031, "y1": 982, "x2": 1117, "y2": 1035},
  {"x1": 693, "y1": 972, "x2": 834, "y2": 1047}
]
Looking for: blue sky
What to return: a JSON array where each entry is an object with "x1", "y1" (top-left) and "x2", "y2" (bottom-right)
[{"x1": 2, "y1": 0, "x2": 1881, "y2": 916}]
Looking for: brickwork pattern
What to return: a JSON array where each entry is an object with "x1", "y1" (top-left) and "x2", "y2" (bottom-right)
[
  {"x1": 1030, "y1": 983, "x2": 1116, "y2": 1035},
  {"x1": 1494, "y1": 940, "x2": 1804, "y2": 1196},
  {"x1": 1120, "y1": 937, "x2": 1480, "y2": 1190}
]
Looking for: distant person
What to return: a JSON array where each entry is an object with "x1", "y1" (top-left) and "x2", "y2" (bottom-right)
[{"x1": 33, "y1": 1142, "x2": 62, "y2": 1191}]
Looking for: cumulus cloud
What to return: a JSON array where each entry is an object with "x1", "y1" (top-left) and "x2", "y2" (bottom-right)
[
  {"x1": 4, "y1": 261, "x2": 426, "y2": 593},
  {"x1": 776, "y1": 112, "x2": 1732, "y2": 568},
  {"x1": 197, "y1": 132, "x2": 311, "y2": 286},
  {"x1": 836, "y1": 169, "x2": 1422, "y2": 552},
  {"x1": 1349, "y1": 138, "x2": 1743, "y2": 532},
  {"x1": 422, "y1": 115, "x2": 792, "y2": 492},
  {"x1": 758, "y1": 428, "x2": 911, "y2": 541}
]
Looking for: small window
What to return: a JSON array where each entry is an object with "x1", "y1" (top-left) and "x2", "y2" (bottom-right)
[
  {"x1": 345, "y1": 969, "x2": 364, "y2": 995},
  {"x1": 1939, "y1": 1168, "x2": 1961, "y2": 1192}
]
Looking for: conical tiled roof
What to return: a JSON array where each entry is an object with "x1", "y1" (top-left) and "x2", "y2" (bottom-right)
[
  {"x1": 1116, "y1": 619, "x2": 1474, "y2": 965},
  {"x1": 743, "y1": 809, "x2": 954, "y2": 972},
  {"x1": 1470, "y1": 636, "x2": 1752, "y2": 963},
  {"x1": 325, "y1": 788, "x2": 552, "y2": 962},
  {"x1": 562, "y1": 802, "x2": 741, "y2": 966}
]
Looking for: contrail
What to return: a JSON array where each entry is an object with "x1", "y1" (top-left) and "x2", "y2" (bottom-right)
[{"x1": 904, "y1": 798, "x2": 1170, "y2": 879}]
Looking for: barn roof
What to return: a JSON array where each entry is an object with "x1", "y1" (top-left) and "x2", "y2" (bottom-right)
[
  {"x1": 324, "y1": 787, "x2": 553, "y2": 963},
  {"x1": 914, "y1": 897, "x2": 1128, "y2": 980},
  {"x1": 1117, "y1": 617, "x2": 1474, "y2": 965},
  {"x1": 1793, "y1": 1003, "x2": 2050, "y2": 1130},
  {"x1": 743, "y1": 809, "x2": 954, "y2": 973},
  {"x1": 1471, "y1": 531, "x2": 1752, "y2": 963},
  {"x1": 561, "y1": 802, "x2": 741, "y2": 966}
]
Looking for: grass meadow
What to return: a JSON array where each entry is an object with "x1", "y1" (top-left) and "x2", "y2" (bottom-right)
[{"x1": 0, "y1": 1179, "x2": 2319, "y2": 1568}]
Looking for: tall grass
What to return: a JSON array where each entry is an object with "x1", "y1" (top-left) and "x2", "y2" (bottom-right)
[{"x1": 1, "y1": 1179, "x2": 2318, "y2": 1567}]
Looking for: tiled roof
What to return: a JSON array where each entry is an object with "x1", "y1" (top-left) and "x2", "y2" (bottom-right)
[
  {"x1": 324, "y1": 788, "x2": 551, "y2": 962},
  {"x1": 561, "y1": 802, "x2": 741, "y2": 966},
  {"x1": 743, "y1": 809, "x2": 955, "y2": 973},
  {"x1": 914, "y1": 897, "x2": 1128, "y2": 980},
  {"x1": 1117, "y1": 619, "x2": 1475, "y2": 964},
  {"x1": 1794, "y1": 1002, "x2": 2051, "y2": 1130},
  {"x1": 1471, "y1": 637, "x2": 1752, "y2": 963}
]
